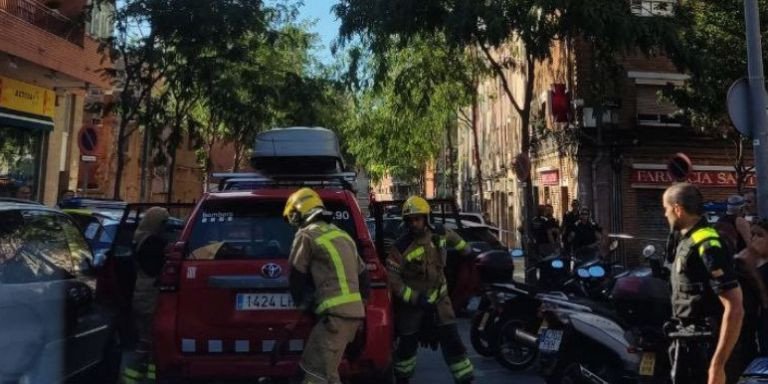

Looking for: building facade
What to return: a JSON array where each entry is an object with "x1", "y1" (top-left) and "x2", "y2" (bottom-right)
[
  {"x1": 0, "y1": 0, "x2": 113, "y2": 205},
  {"x1": 458, "y1": 1, "x2": 753, "y2": 262}
]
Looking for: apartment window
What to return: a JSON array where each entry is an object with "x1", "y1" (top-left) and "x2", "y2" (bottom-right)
[
  {"x1": 636, "y1": 85, "x2": 680, "y2": 127},
  {"x1": 88, "y1": 1, "x2": 114, "y2": 38},
  {"x1": 631, "y1": 0, "x2": 675, "y2": 17}
]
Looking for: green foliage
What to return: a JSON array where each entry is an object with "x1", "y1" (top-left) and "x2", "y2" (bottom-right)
[
  {"x1": 334, "y1": 0, "x2": 675, "y2": 81},
  {"x1": 337, "y1": 35, "x2": 478, "y2": 181},
  {"x1": 663, "y1": 0, "x2": 768, "y2": 135},
  {"x1": 94, "y1": 0, "x2": 348, "y2": 188}
]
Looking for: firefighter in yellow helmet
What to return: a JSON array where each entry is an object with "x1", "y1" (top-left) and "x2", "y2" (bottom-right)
[
  {"x1": 387, "y1": 196, "x2": 475, "y2": 384},
  {"x1": 284, "y1": 188, "x2": 370, "y2": 384}
]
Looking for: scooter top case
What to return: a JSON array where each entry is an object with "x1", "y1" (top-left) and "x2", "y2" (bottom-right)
[
  {"x1": 740, "y1": 357, "x2": 768, "y2": 383},
  {"x1": 251, "y1": 126, "x2": 345, "y2": 174}
]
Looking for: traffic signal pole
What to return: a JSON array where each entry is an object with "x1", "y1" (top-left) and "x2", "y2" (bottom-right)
[{"x1": 744, "y1": 0, "x2": 768, "y2": 218}]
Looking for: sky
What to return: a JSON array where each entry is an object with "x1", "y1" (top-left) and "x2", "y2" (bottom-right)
[{"x1": 298, "y1": 2, "x2": 341, "y2": 64}]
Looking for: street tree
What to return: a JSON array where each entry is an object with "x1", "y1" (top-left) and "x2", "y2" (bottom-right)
[
  {"x1": 663, "y1": 0, "x2": 762, "y2": 192},
  {"x1": 338, "y1": 35, "x2": 478, "y2": 190},
  {"x1": 94, "y1": 0, "x2": 283, "y2": 199}
]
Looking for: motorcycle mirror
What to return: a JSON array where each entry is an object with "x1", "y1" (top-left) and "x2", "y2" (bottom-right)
[
  {"x1": 588, "y1": 265, "x2": 606, "y2": 278},
  {"x1": 577, "y1": 268, "x2": 590, "y2": 278},
  {"x1": 609, "y1": 240, "x2": 619, "y2": 251},
  {"x1": 642, "y1": 244, "x2": 657, "y2": 259},
  {"x1": 510, "y1": 249, "x2": 524, "y2": 257},
  {"x1": 551, "y1": 259, "x2": 565, "y2": 269}
]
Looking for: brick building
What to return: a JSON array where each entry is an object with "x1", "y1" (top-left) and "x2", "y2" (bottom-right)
[
  {"x1": 0, "y1": 0, "x2": 113, "y2": 205},
  {"x1": 457, "y1": 1, "x2": 754, "y2": 260}
]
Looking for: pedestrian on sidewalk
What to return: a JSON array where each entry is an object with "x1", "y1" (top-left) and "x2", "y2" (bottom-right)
[
  {"x1": 747, "y1": 218, "x2": 768, "y2": 354},
  {"x1": 561, "y1": 199, "x2": 580, "y2": 255},
  {"x1": 569, "y1": 208, "x2": 603, "y2": 258},
  {"x1": 729, "y1": 221, "x2": 768, "y2": 380}
]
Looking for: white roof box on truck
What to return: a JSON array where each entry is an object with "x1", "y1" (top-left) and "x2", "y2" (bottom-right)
[{"x1": 250, "y1": 127, "x2": 345, "y2": 174}]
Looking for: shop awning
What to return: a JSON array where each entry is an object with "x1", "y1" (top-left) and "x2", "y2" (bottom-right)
[{"x1": 0, "y1": 107, "x2": 54, "y2": 132}]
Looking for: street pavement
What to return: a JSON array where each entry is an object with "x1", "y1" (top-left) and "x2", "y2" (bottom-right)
[
  {"x1": 411, "y1": 318, "x2": 544, "y2": 384},
  {"x1": 411, "y1": 258, "x2": 543, "y2": 384}
]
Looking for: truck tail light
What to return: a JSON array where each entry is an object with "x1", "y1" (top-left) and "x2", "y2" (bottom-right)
[
  {"x1": 159, "y1": 241, "x2": 185, "y2": 292},
  {"x1": 361, "y1": 243, "x2": 387, "y2": 283}
]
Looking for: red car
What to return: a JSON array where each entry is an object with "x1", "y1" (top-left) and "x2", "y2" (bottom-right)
[{"x1": 153, "y1": 174, "x2": 393, "y2": 383}]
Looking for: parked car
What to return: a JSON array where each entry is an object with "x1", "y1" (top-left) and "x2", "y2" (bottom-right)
[
  {"x1": 93, "y1": 203, "x2": 193, "y2": 349},
  {"x1": 0, "y1": 201, "x2": 120, "y2": 383},
  {"x1": 153, "y1": 172, "x2": 393, "y2": 383},
  {"x1": 64, "y1": 209, "x2": 120, "y2": 268}
]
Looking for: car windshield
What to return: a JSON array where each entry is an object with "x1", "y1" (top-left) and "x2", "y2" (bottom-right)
[
  {"x1": 0, "y1": 210, "x2": 75, "y2": 283},
  {"x1": 187, "y1": 199, "x2": 358, "y2": 260}
]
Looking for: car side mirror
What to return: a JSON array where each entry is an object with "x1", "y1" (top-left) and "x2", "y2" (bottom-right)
[{"x1": 75, "y1": 247, "x2": 98, "y2": 277}]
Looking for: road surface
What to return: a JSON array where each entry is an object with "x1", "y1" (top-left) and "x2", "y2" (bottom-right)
[{"x1": 412, "y1": 318, "x2": 544, "y2": 384}]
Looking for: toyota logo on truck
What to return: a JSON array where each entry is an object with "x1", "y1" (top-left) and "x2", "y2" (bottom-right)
[{"x1": 261, "y1": 263, "x2": 282, "y2": 279}]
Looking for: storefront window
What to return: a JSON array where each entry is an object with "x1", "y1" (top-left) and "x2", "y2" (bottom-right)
[{"x1": 0, "y1": 126, "x2": 43, "y2": 200}]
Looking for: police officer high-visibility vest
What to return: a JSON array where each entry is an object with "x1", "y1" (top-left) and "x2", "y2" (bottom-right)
[
  {"x1": 289, "y1": 221, "x2": 366, "y2": 318},
  {"x1": 669, "y1": 218, "x2": 739, "y2": 320}
]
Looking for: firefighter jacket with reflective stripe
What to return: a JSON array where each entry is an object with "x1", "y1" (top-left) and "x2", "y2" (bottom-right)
[
  {"x1": 387, "y1": 227, "x2": 469, "y2": 305},
  {"x1": 669, "y1": 218, "x2": 739, "y2": 320},
  {"x1": 289, "y1": 221, "x2": 365, "y2": 319}
]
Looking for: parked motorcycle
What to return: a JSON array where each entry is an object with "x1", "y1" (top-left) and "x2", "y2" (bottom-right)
[
  {"x1": 477, "y1": 240, "x2": 622, "y2": 370},
  {"x1": 531, "y1": 245, "x2": 672, "y2": 384},
  {"x1": 468, "y1": 249, "x2": 519, "y2": 357}
]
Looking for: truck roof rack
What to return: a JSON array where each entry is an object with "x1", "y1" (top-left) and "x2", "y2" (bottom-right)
[{"x1": 212, "y1": 172, "x2": 357, "y2": 192}]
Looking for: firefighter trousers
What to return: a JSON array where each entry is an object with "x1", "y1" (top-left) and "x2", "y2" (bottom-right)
[
  {"x1": 299, "y1": 315, "x2": 362, "y2": 384},
  {"x1": 393, "y1": 323, "x2": 474, "y2": 383}
]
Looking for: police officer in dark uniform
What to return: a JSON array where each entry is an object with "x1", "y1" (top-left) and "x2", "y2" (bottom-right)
[{"x1": 663, "y1": 183, "x2": 744, "y2": 384}]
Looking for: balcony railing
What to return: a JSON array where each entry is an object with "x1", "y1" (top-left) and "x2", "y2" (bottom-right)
[
  {"x1": 0, "y1": 0, "x2": 84, "y2": 46},
  {"x1": 631, "y1": 0, "x2": 675, "y2": 17}
]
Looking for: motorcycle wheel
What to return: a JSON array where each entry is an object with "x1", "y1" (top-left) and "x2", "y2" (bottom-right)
[
  {"x1": 494, "y1": 318, "x2": 538, "y2": 371},
  {"x1": 469, "y1": 309, "x2": 496, "y2": 357}
]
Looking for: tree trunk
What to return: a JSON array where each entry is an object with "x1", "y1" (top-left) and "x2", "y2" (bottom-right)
[
  {"x1": 446, "y1": 123, "x2": 458, "y2": 203},
  {"x1": 470, "y1": 95, "x2": 485, "y2": 213},
  {"x1": 139, "y1": 123, "x2": 152, "y2": 202},
  {"x1": 166, "y1": 115, "x2": 182, "y2": 204},
  {"x1": 233, "y1": 141, "x2": 243, "y2": 172},
  {"x1": 166, "y1": 144, "x2": 178, "y2": 203},
  {"x1": 204, "y1": 133, "x2": 216, "y2": 192},
  {"x1": 112, "y1": 119, "x2": 129, "y2": 200}
]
